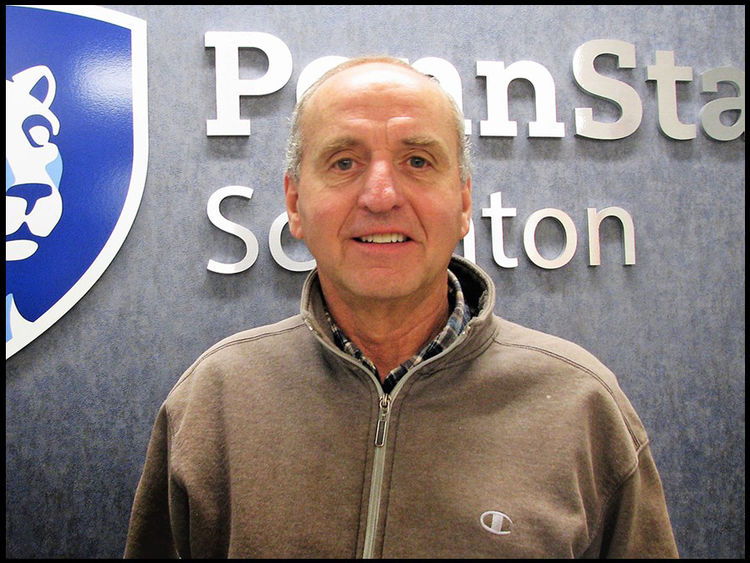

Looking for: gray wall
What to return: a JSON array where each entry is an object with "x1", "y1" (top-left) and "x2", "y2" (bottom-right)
[{"x1": 6, "y1": 5, "x2": 745, "y2": 558}]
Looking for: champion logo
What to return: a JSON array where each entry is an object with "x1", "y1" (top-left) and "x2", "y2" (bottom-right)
[{"x1": 480, "y1": 510, "x2": 513, "y2": 536}]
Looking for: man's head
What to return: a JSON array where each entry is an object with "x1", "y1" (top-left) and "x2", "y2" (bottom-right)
[{"x1": 283, "y1": 56, "x2": 472, "y2": 310}]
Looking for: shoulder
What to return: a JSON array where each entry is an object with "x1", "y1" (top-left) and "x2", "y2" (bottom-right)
[
  {"x1": 492, "y1": 316, "x2": 616, "y2": 385},
  {"x1": 488, "y1": 315, "x2": 649, "y2": 449},
  {"x1": 198, "y1": 315, "x2": 307, "y2": 357},
  {"x1": 166, "y1": 314, "x2": 313, "y2": 401}
]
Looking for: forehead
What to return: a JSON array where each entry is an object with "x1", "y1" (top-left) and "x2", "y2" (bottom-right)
[{"x1": 301, "y1": 63, "x2": 457, "y2": 150}]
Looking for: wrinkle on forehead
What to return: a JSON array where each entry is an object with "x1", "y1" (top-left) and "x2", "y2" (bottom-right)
[
  {"x1": 305, "y1": 63, "x2": 448, "y2": 124},
  {"x1": 323, "y1": 63, "x2": 434, "y2": 95},
  {"x1": 311, "y1": 124, "x2": 453, "y2": 168},
  {"x1": 301, "y1": 63, "x2": 459, "y2": 166}
]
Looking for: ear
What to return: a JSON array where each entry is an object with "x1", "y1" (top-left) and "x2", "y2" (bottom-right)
[
  {"x1": 459, "y1": 175, "x2": 472, "y2": 237},
  {"x1": 284, "y1": 172, "x2": 304, "y2": 239}
]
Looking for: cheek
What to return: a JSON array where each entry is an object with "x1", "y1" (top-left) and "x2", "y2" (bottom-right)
[
  {"x1": 421, "y1": 192, "x2": 467, "y2": 229},
  {"x1": 296, "y1": 195, "x2": 346, "y2": 238}
]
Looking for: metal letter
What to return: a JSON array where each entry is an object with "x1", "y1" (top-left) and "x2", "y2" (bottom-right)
[
  {"x1": 700, "y1": 67, "x2": 745, "y2": 141},
  {"x1": 646, "y1": 50, "x2": 696, "y2": 140},
  {"x1": 477, "y1": 60, "x2": 564, "y2": 137},
  {"x1": 206, "y1": 185, "x2": 259, "y2": 274},
  {"x1": 205, "y1": 31, "x2": 292, "y2": 136},
  {"x1": 523, "y1": 209, "x2": 577, "y2": 269},
  {"x1": 481, "y1": 191, "x2": 518, "y2": 268},
  {"x1": 587, "y1": 207, "x2": 636, "y2": 266},
  {"x1": 573, "y1": 39, "x2": 642, "y2": 140}
]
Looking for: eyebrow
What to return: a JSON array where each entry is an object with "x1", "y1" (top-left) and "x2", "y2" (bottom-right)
[
  {"x1": 401, "y1": 135, "x2": 451, "y2": 161},
  {"x1": 317, "y1": 136, "x2": 361, "y2": 158},
  {"x1": 320, "y1": 135, "x2": 447, "y2": 152},
  {"x1": 401, "y1": 135, "x2": 441, "y2": 149}
]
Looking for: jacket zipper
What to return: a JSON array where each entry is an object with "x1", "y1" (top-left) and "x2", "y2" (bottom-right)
[
  {"x1": 362, "y1": 392, "x2": 391, "y2": 558},
  {"x1": 360, "y1": 325, "x2": 472, "y2": 558},
  {"x1": 304, "y1": 315, "x2": 473, "y2": 558},
  {"x1": 374, "y1": 393, "x2": 392, "y2": 447},
  {"x1": 303, "y1": 317, "x2": 394, "y2": 557}
]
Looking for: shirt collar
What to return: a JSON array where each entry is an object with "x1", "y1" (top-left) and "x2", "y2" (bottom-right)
[{"x1": 323, "y1": 269, "x2": 472, "y2": 393}]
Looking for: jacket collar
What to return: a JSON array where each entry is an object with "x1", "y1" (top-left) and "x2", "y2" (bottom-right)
[{"x1": 299, "y1": 255, "x2": 498, "y2": 361}]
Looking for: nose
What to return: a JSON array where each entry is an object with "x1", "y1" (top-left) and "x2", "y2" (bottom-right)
[{"x1": 358, "y1": 159, "x2": 403, "y2": 214}]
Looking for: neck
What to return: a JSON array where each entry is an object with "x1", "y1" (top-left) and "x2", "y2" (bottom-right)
[{"x1": 322, "y1": 281, "x2": 450, "y2": 382}]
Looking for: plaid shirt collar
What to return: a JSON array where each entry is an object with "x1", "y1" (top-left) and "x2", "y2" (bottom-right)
[{"x1": 324, "y1": 270, "x2": 473, "y2": 394}]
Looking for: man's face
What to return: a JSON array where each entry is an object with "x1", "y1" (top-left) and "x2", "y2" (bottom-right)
[{"x1": 285, "y1": 63, "x2": 471, "y2": 308}]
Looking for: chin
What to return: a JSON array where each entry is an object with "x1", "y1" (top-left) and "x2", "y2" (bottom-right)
[{"x1": 344, "y1": 272, "x2": 428, "y2": 303}]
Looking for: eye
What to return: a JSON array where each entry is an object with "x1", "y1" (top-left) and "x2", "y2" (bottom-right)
[
  {"x1": 334, "y1": 158, "x2": 354, "y2": 171},
  {"x1": 408, "y1": 156, "x2": 428, "y2": 169}
]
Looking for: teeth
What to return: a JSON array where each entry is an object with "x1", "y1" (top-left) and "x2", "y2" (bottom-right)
[{"x1": 359, "y1": 233, "x2": 407, "y2": 243}]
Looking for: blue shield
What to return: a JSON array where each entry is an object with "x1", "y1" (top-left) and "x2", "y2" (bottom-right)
[{"x1": 6, "y1": 6, "x2": 148, "y2": 358}]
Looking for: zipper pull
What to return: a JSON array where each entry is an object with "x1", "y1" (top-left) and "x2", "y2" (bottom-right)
[{"x1": 374, "y1": 394, "x2": 392, "y2": 447}]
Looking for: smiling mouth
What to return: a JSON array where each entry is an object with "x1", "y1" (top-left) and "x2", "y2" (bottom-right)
[{"x1": 356, "y1": 233, "x2": 409, "y2": 243}]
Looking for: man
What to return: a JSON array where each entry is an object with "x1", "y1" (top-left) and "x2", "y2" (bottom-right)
[{"x1": 124, "y1": 57, "x2": 679, "y2": 558}]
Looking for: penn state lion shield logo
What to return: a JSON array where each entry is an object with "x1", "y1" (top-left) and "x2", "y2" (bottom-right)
[{"x1": 6, "y1": 6, "x2": 148, "y2": 358}]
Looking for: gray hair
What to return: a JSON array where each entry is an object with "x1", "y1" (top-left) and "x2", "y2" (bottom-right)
[{"x1": 284, "y1": 56, "x2": 472, "y2": 184}]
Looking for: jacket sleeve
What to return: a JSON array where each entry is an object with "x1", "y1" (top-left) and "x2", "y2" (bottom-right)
[
  {"x1": 590, "y1": 442, "x2": 679, "y2": 558},
  {"x1": 123, "y1": 405, "x2": 179, "y2": 558}
]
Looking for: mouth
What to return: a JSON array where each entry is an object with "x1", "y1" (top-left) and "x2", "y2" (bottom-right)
[{"x1": 355, "y1": 233, "x2": 409, "y2": 244}]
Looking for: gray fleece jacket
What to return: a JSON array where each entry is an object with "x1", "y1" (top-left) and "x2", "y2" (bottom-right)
[{"x1": 124, "y1": 256, "x2": 678, "y2": 558}]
